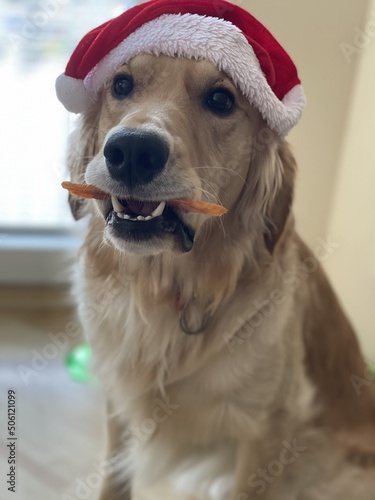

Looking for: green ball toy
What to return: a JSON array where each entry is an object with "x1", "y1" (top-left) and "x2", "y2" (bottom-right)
[{"x1": 65, "y1": 343, "x2": 96, "y2": 383}]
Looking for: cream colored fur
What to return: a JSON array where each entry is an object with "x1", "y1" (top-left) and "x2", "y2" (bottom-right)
[{"x1": 67, "y1": 55, "x2": 375, "y2": 499}]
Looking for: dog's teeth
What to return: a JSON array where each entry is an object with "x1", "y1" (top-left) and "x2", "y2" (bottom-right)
[
  {"x1": 117, "y1": 213, "x2": 131, "y2": 220},
  {"x1": 112, "y1": 196, "x2": 125, "y2": 213},
  {"x1": 114, "y1": 200, "x2": 165, "y2": 221},
  {"x1": 151, "y1": 201, "x2": 166, "y2": 217}
]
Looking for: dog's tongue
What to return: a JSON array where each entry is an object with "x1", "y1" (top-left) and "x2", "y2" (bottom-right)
[{"x1": 123, "y1": 199, "x2": 160, "y2": 216}]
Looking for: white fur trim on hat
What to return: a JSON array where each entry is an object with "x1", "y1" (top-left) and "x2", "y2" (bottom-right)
[{"x1": 55, "y1": 73, "x2": 91, "y2": 114}]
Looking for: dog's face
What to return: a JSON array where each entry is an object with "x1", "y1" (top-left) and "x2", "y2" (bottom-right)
[{"x1": 82, "y1": 54, "x2": 265, "y2": 255}]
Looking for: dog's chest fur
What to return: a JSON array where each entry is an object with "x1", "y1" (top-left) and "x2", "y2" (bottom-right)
[{"x1": 76, "y1": 249, "x2": 316, "y2": 491}]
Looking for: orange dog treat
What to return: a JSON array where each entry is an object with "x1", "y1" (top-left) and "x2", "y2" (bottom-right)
[
  {"x1": 168, "y1": 198, "x2": 227, "y2": 216},
  {"x1": 62, "y1": 182, "x2": 227, "y2": 216},
  {"x1": 61, "y1": 181, "x2": 110, "y2": 200}
]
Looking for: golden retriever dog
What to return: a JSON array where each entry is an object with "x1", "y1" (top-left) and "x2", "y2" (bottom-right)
[{"x1": 65, "y1": 53, "x2": 375, "y2": 500}]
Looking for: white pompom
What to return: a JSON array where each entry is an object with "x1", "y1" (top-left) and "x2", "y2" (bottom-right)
[{"x1": 55, "y1": 74, "x2": 91, "y2": 113}]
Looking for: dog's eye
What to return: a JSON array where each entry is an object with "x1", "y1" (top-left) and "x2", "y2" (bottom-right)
[
  {"x1": 112, "y1": 75, "x2": 134, "y2": 99},
  {"x1": 205, "y1": 88, "x2": 235, "y2": 115}
]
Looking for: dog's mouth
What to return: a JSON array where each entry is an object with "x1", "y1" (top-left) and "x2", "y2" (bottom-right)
[{"x1": 105, "y1": 196, "x2": 195, "y2": 253}]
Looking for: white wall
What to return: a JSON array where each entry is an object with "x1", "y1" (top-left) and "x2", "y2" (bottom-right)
[
  {"x1": 324, "y1": 0, "x2": 375, "y2": 360},
  {"x1": 242, "y1": 0, "x2": 374, "y2": 358}
]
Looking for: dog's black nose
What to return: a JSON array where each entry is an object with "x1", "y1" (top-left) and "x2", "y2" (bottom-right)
[{"x1": 104, "y1": 129, "x2": 169, "y2": 187}]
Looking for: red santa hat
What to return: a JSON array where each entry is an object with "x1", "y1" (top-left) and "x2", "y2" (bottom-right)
[{"x1": 55, "y1": 0, "x2": 305, "y2": 136}]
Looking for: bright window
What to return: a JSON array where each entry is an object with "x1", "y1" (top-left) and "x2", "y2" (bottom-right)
[
  {"x1": 0, "y1": 0, "x2": 140, "y2": 230},
  {"x1": 0, "y1": 0, "x2": 144, "y2": 284}
]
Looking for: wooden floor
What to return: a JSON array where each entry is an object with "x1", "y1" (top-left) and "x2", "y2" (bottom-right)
[{"x1": 0, "y1": 287, "x2": 189, "y2": 500}]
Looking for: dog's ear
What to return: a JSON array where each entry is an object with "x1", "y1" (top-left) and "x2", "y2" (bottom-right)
[
  {"x1": 237, "y1": 135, "x2": 296, "y2": 255},
  {"x1": 66, "y1": 107, "x2": 101, "y2": 220},
  {"x1": 263, "y1": 141, "x2": 296, "y2": 253}
]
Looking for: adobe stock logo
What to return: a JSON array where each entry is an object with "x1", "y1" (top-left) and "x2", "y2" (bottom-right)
[
  {"x1": 235, "y1": 439, "x2": 306, "y2": 499},
  {"x1": 340, "y1": 11, "x2": 375, "y2": 63},
  {"x1": 7, "y1": 0, "x2": 70, "y2": 51}
]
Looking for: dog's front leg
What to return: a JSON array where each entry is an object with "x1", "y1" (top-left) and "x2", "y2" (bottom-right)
[
  {"x1": 231, "y1": 441, "x2": 269, "y2": 500},
  {"x1": 99, "y1": 399, "x2": 132, "y2": 500}
]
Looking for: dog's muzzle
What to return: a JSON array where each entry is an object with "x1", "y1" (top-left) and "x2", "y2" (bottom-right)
[{"x1": 93, "y1": 128, "x2": 196, "y2": 254}]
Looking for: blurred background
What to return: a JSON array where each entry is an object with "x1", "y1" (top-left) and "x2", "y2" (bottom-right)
[{"x1": 0, "y1": 0, "x2": 374, "y2": 499}]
